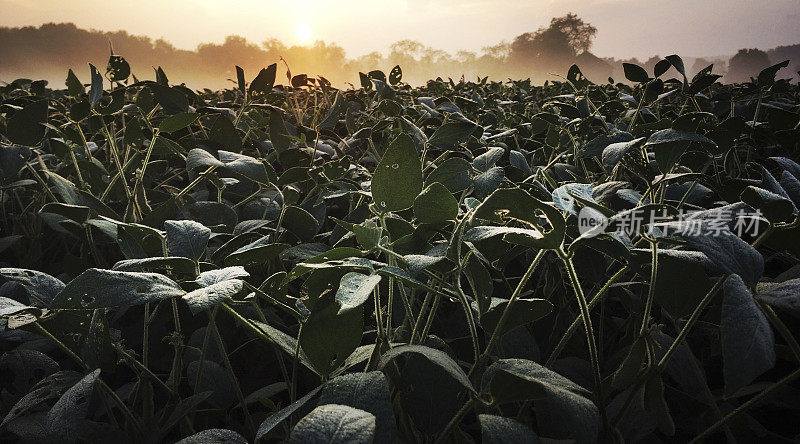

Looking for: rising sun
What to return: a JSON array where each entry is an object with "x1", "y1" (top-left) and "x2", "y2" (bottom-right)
[{"x1": 295, "y1": 23, "x2": 313, "y2": 43}]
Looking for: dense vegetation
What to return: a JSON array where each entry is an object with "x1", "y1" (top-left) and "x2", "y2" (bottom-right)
[{"x1": 1, "y1": 52, "x2": 799, "y2": 443}]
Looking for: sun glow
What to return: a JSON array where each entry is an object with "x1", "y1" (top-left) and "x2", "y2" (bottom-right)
[{"x1": 295, "y1": 23, "x2": 313, "y2": 43}]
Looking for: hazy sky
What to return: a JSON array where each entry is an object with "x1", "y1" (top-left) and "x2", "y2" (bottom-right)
[{"x1": 2, "y1": 0, "x2": 799, "y2": 59}]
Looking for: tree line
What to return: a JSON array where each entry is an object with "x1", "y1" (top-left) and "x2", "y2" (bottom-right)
[{"x1": 1, "y1": 15, "x2": 797, "y2": 88}]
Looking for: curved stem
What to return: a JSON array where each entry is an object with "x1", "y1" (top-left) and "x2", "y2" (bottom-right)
[
  {"x1": 639, "y1": 239, "x2": 658, "y2": 336},
  {"x1": 546, "y1": 265, "x2": 629, "y2": 366},
  {"x1": 434, "y1": 397, "x2": 475, "y2": 444},
  {"x1": 470, "y1": 249, "x2": 547, "y2": 377},
  {"x1": 657, "y1": 277, "x2": 725, "y2": 371},
  {"x1": 689, "y1": 367, "x2": 800, "y2": 443},
  {"x1": 557, "y1": 247, "x2": 609, "y2": 432}
]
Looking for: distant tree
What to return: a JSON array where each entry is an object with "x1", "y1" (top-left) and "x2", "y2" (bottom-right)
[
  {"x1": 481, "y1": 42, "x2": 511, "y2": 60},
  {"x1": 505, "y1": 13, "x2": 597, "y2": 78},
  {"x1": 456, "y1": 50, "x2": 477, "y2": 64},
  {"x1": 691, "y1": 58, "x2": 713, "y2": 76},
  {"x1": 549, "y1": 13, "x2": 598, "y2": 54},
  {"x1": 726, "y1": 48, "x2": 771, "y2": 83}
]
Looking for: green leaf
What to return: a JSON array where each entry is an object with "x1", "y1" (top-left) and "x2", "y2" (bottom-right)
[
  {"x1": 106, "y1": 55, "x2": 130, "y2": 82},
  {"x1": 0, "y1": 296, "x2": 35, "y2": 317},
  {"x1": 183, "y1": 279, "x2": 244, "y2": 314},
  {"x1": 611, "y1": 337, "x2": 647, "y2": 389},
  {"x1": 722, "y1": 275, "x2": 775, "y2": 397},
  {"x1": 165, "y1": 219, "x2": 211, "y2": 261},
  {"x1": 88, "y1": 64, "x2": 103, "y2": 108},
  {"x1": 155, "y1": 66, "x2": 169, "y2": 85},
  {"x1": 112, "y1": 257, "x2": 197, "y2": 274},
  {"x1": 320, "y1": 91, "x2": 345, "y2": 130},
  {"x1": 249, "y1": 63, "x2": 277, "y2": 95},
  {"x1": 0, "y1": 268, "x2": 64, "y2": 306},
  {"x1": 652, "y1": 251, "x2": 712, "y2": 319},
  {"x1": 65, "y1": 69, "x2": 84, "y2": 96},
  {"x1": 283, "y1": 205, "x2": 320, "y2": 242},
  {"x1": 185, "y1": 202, "x2": 238, "y2": 233},
  {"x1": 1, "y1": 371, "x2": 82, "y2": 428},
  {"x1": 473, "y1": 147, "x2": 505, "y2": 172},
  {"x1": 176, "y1": 429, "x2": 247, "y2": 444},
  {"x1": 414, "y1": 182, "x2": 458, "y2": 224},
  {"x1": 46, "y1": 369, "x2": 100, "y2": 442},
  {"x1": 196, "y1": 266, "x2": 249, "y2": 287},
  {"x1": 678, "y1": 225, "x2": 764, "y2": 286},
  {"x1": 654, "y1": 59, "x2": 671, "y2": 78},
  {"x1": 741, "y1": 186, "x2": 795, "y2": 224},
  {"x1": 224, "y1": 237, "x2": 288, "y2": 266},
  {"x1": 757, "y1": 60, "x2": 789, "y2": 88},
  {"x1": 336, "y1": 272, "x2": 381, "y2": 313},
  {"x1": 255, "y1": 386, "x2": 323, "y2": 440},
  {"x1": 189, "y1": 149, "x2": 272, "y2": 185},
  {"x1": 187, "y1": 360, "x2": 238, "y2": 408},
  {"x1": 150, "y1": 84, "x2": 189, "y2": 115},
  {"x1": 235, "y1": 66, "x2": 245, "y2": 94},
  {"x1": 300, "y1": 294, "x2": 364, "y2": 377},
  {"x1": 269, "y1": 109, "x2": 291, "y2": 154},
  {"x1": 378, "y1": 344, "x2": 473, "y2": 435},
  {"x1": 318, "y1": 372, "x2": 396, "y2": 443},
  {"x1": 159, "y1": 392, "x2": 213, "y2": 437},
  {"x1": 425, "y1": 157, "x2": 472, "y2": 192},
  {"x1": 352, "y1": 222, "x2": 382, "y2": 251},
  {"x1": 378, "y1": 345, "x2": 474, "y2": 393},
  {"x1": 290, "y1": 404, "x2": 375, "y2": 444},
  {"x1": 757, "y1": 278, "x2": 800, "y2": 316},
  {"x1": 470, "y1": 187, "x2": 566, "y2": 250},
  {"x1": 602, "y1": 137, "x2": 645, "y2": 173},
  {"x1": 479, "y1": 414, "x2": 540, "y2": 444},
  {"x1": 359, "y1": 72, "x2": 372, "y2": 90},
  {"x1": 481, "y1": 359, "x2": 599, "y2": 442},
  {"x1": 479, "y1": 297, "x2": 552, "y2": 336},
  {"x1": 622, "y1": 63, "x2": 650, "y2": 83},
  {"x1": 389, "y1": 65, "x2": 402, "y2": 85},
  {"x1": 371, "y1": 134, "x2": 423, "y2": 212},
  {"x1": 665, "y1": 54, "x2": 687, "y2": 84},
  {"x1": 578, "y1": 131, "x2": 633, "y2": 159},
  {"x1": 645, "y1": 129, "x2": 716, "y2": 173},
  {"x1": 7, "y1": 100, "x2": 48, "y2": 146},
  {"x1": 158, "y1": 112, "x2": 198, "y2": 133},
  {"x1": 50, "y1": 269, "x2": 185, "y2": 309},
  {"x1": 473, "y1": 166, "x2": 504, "y2": 200},
  {"x1": 428, "y1": 120, "x2": 479, "y2": 148},
  {"x1": 642, "y1": 375, "x2": 675, "y2": 435}
]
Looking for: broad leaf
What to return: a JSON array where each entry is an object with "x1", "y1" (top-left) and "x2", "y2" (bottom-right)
[
  {"x1": 165, "y1": 220, "x2": 211, "y2": 261},
  {"x1": 318, "y1": 372, "x2": 396, "y2": 443},
  {"x1": 371, "y1": 134, "x2": 422, "y2": 212},
  {"x1": 290, "y1": 404, "x2": 375, "y2": 444},
  {"x1": 414, "y1": 182, "x2": 458, "y2": 224},
  {"x1": 722, "y1": 275, "x2": 775, "y2": 397},
  {"x1": 50, "y1": 269, "x2": 185, "y2": 309}
]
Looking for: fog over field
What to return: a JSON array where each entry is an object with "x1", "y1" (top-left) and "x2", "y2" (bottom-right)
[{"x1": 1, "y1": 0, "x2": 798, "y2": 88}]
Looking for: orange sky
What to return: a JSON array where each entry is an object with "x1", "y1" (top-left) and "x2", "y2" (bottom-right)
[{"x1": 2, "y1": 0, "x2": 799, "y2": 59}]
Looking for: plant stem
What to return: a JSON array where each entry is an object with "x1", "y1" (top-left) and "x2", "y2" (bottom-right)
[
  {"x1": 207, "y1": 313, "x2": 256, "y2": 437},
  {"x1": 410, "y1": 291, "x2": 432, "y2": 344},
  {"x1": 470, "y1": 249, "x2": 547, "y2": 377},
  {"x1": 434, "y1": 397, "x2": 475, "y2": 444},
  {"x1": 639, "y1": 239, "x2": 658, "y2": 336},
  {"x1": 546, "y1": 265, "x2": 629, "y2": 366},
  {"x1": 689, "y1": 367, "x2": 800, "y2": 443},
  {"x1": 557, "y1": 247, "x2": 609, "y2": 432},
  {"x1": 657, "y1": 277, "x2": 725, "y2": 371}
]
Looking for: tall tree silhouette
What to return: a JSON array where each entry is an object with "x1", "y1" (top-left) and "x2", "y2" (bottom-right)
[{"x1": 726, "y1": 48, "x2": 771, "y2": 83}]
